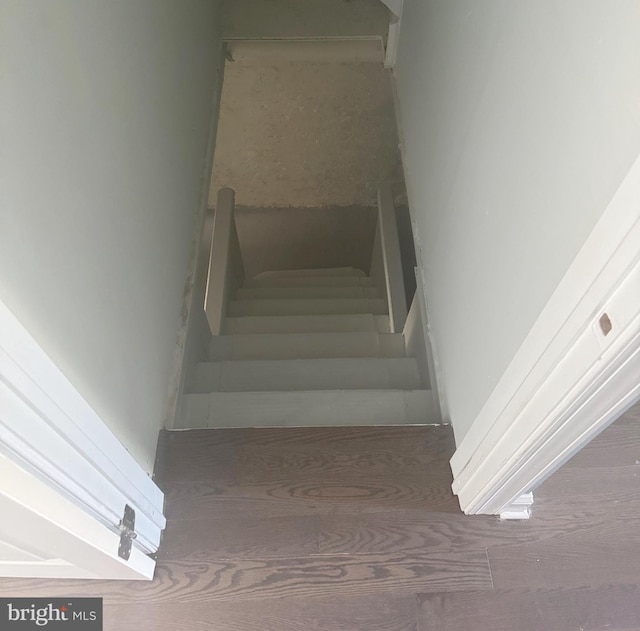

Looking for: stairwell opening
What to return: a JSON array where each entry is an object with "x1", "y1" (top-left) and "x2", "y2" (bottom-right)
[
  {"x1": 209, "y1": 38, "x2": 399, "y2": 278},
  {"x1": 176, "y1": 33, "x2": 439, "y2": 430}
]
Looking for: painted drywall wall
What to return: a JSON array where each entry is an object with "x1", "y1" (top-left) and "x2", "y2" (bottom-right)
[
  {"x1": 224, "y1": 0, "x2": 389, "y2": 41},
  {"x1": 235, "y1": 206, "x2": 377, "y2": 280},
  {"x1": 394, "y1": 1, "x2": 640, "y2": 443},
  {"x1": 0, "y1": 0, "x2": 224, "y2": 473}
]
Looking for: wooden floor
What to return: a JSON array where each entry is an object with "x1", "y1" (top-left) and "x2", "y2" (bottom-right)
[{"x1": 1, "y1": 403, "x2": 639, "y2": 630}]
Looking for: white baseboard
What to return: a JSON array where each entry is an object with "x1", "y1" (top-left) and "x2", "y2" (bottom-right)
[{"x1": 499, "y1": 493, "x2": 534, "y2": 520}]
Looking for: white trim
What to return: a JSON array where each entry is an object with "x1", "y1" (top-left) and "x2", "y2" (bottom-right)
[
  {"x1": 379, "y1": 0, "x2": 402, "y2": 16},
  {"x1": 0, "y1": 298, "x2": 165, "y2": 561},
  {"x1": 450, "y1": 152, "x2": 640, "y2": 515},
  {"x1": 499, "y1": 493, "x2": 534, "y2": 521},
  {"x1": 377, "y1": 182, "x2": 408, "y2": 333},
  {"x1": 379, "y1": 0, "x2": 403, "y2": 68},
  {"x1": 0, "y1": 454, "x2": 154, "y2": 579},
  {"x1": 205, "y1": 187, "x2": 237, "y2": 335},
  {"x1": 384, "y1": 7, "x2": 402, "y2": 68}
]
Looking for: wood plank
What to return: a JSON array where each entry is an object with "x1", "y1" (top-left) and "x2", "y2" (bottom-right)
[
  {"x1": 615, "y1": 402, "x2": 640, "y2": 426},
  {"x1": 160, "y1": 515, "x2": 319, "y2": 559},
  {"x1": 163, "y1": 475, "x2": 461, "y2": 521},
  {"x1": 0, "y1": 551, "x2": 491, "y2": 602},
  {"x1": 535, "y1": 465, "x2": 640, "y2": 507},
  {"x1": 104, "y1": 594, "x2": 418, "y2": 631},
  {"x1": 488, "y1": 519, "x2": 640, "y2": 589},
  {"x1": 416, "y1": 585, "x2": 640, "y2": 631},
  {"x1": 161, "y1": 425, "x2": 455, "y2": 483},
  {"x1": 318, "y1": 508, "x2": 622, "y2": 555},
  {"x1": 158, "y1": 431, "x2": 239, "y2": 484},
  {"x1": 163, "y1": 426, "x2": 454, "y2": 454},
  {"x1": 235, "y1": 445, "x2": 452, "y2": 482},
  {"x1": 5, "y1": 416, "x2": 640, "y2": 629}
]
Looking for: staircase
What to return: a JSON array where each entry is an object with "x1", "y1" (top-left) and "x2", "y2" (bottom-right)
[{"x1": 181, "y1": 265, "x2": 438, "y2": 428}]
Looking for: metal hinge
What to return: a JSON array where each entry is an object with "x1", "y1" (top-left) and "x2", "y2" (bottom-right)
[{"x1": 117, "y1": 504, "x2": 137, "y2": 560}]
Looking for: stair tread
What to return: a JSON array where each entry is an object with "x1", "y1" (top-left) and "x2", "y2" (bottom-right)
[
  {"x1": 229, "y1": 297, "x2": 387, "y2": 317},
  {"x1": 190, "y1": 357, "x2": 422, "y2": 393},
  {"x1": 236, "y1": 286, "x2": 379, "y2": 300},
  {"x1": 243, "y1": 275, "x2": 375, "y2": 288},
  {"x1": 224, "y1": 314, "x2": 390, "y2": 334},
  {"x1": 180, "y1": 261, "x2": 439, "y2": 429}
]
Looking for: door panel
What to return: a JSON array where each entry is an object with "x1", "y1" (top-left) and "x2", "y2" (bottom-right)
[
  {"x1": 0, "y1": 299, "x2": 165, "y2": 579},
  {"x1": 0, "y1": 454, "x2": 155, "y2": 580}
]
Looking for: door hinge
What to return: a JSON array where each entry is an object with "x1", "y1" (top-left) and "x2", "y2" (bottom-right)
[{"x1": 117, "y1": 504, "x2": 137, "y2": 561}]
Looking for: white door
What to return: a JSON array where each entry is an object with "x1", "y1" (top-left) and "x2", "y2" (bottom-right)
[{"x1": 0, "y1": 300, "x2": 165, "y2": 580}]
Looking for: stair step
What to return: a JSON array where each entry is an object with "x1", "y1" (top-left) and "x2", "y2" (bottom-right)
[
  {"x1": 209, "y1": 332, "x2": 405, "y2": 361},
  {"x1": 235, "y1": 286, "x2": 379, "y2": 300},
  {"x1": 191, "y1": 358, "x2": 422, "y2": 392},
  {"x1": 243, "y1": 275, "x2": 375, "y2": 288},
  {"x1": 180, "y1": 389, "x2": 438, "y2": 428},
  {"x1": 254, "y1": 266, "x2": 366, "y2": 279},
  {"x1": 229, "y1": 298, "x2": 387, "y2": 317},
  {"x1": 224, "y1": 314, "x2": 390, "y2": 335}
]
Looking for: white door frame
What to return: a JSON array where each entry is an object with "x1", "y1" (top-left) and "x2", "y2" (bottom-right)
[
  {"x1": 450, "y1": 153, "x2": 640, "y2": 518},
  {"x1": 0, "y1": 299, "x2": 165, "y2": 578}
]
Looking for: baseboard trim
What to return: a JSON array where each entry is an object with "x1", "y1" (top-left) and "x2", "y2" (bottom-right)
[{"x1": 499, "y1": 493, "x2": 534, "y2": 521}]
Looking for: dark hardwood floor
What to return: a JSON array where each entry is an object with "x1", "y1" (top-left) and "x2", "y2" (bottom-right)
[{"x1": 1, "y1": 404, "x2": 639, "y2": 630}]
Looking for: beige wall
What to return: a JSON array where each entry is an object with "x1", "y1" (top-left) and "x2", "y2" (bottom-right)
[
  {"x1": 0, "y1": 0, "x2": 225, "y2": 473},
  {"x1": 224, "y1": 0, "x2": 389, "y2": 40},
  {"x1": 394, "y1": 0, "x2": 640, "y2": 442}
]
